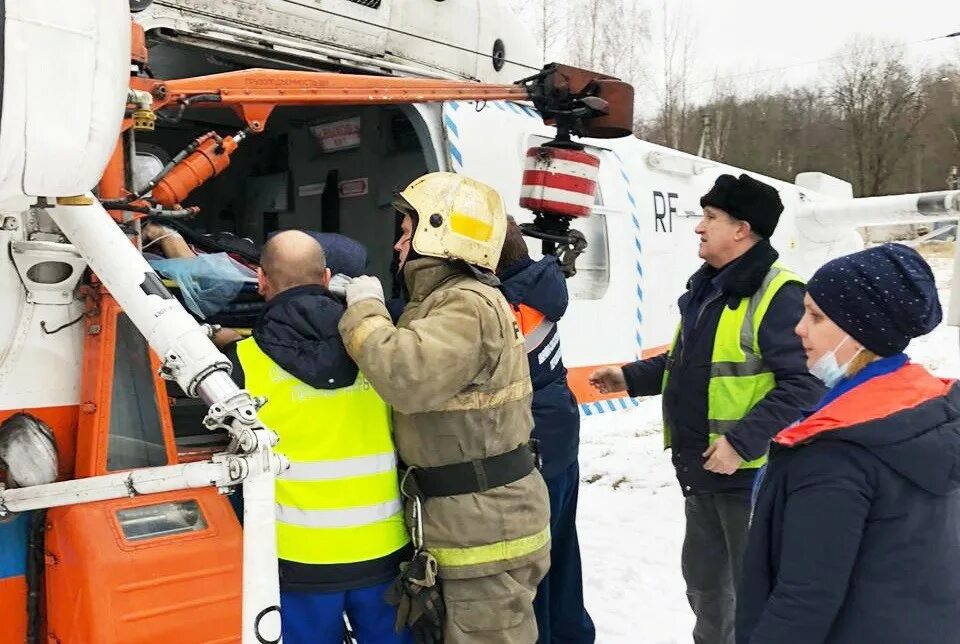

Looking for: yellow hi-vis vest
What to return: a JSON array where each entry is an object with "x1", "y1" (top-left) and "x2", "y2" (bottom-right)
[
  {"x1": 661, "y1": 264, "x2": 804, "y2": 470},
  {"x1": 236, "y1": 338, "x2": 409, "y2": 564}
]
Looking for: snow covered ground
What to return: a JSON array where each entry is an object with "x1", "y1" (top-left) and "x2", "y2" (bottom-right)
[{"x1": 577, "y1": 241, "x2": 960, "y2": 643}]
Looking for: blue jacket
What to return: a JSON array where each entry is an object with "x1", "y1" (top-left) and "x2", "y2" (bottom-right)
[
  {"x1": 499, "y1": 257, "x2": 580, "y2": 479},
  {"x1": 737, "y1": 360, "x2": 960, "y2": 644},
  {"x1": 621, "y1": 239, "x2": 824, "y2": 495}
]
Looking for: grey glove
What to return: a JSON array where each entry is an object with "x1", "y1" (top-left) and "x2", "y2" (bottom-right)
[
  {"x1": 345, "y1": 275, "x2": 384, "y2": 306},
  {"x1": 328, "y1": 273, "x2": 351, "y2": 298}
]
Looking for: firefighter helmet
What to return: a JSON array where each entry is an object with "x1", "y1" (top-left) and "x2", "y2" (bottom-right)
[{"x1": 397, "y1": 172, "x2": 507, "y2": 272}]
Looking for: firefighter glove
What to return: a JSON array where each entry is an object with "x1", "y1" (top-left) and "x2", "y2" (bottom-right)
[
  {"x1": 327, "y1": 273, "x2": 351, "y2": 298},
  {"x1": 386, "y1": 550, "x2": 445, "y2": 644},
  {"x1": 345, "y1": 275, "x2": 384, "y2": 307}
]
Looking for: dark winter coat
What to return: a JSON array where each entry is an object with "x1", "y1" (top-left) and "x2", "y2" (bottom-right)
[
  {"x1": 499, "y1": 256, "x2": 580, "y2": 480},
  {"x1": 737, "y1": 358, "x2": 960, "y2": 644},
  {"x1": 621, "y1": 240, "x2": 823, "y2": 495},
  {"x1": 224, "y1": 284, "x2": 409, "y2": 591},
  {"x1": 226, "y1": 284, "x2": 357, "y2": 390}
]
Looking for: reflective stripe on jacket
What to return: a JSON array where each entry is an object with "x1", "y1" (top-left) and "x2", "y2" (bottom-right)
[
  {"x1": 500, "y1": 256, "x2": 581, "y2": 479},
  {"x1": 236, "y1": 337, "x2": 408, "y2": 565},
  {"x1": 662, "y1": 264, "x2": 804, "y2": 470}
]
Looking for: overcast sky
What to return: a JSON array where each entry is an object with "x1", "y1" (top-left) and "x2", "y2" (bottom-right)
[
  {"x1": 687, "y1": 0, "x2": 956, "y2": 85},
  {"x1": 506, "y1": 1, "x2": 958, "y2": 115}
]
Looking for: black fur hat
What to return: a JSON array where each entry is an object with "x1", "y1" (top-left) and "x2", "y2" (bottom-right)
[{"x1": 699, "y1": 173, "x2": 784, "y2": 238}]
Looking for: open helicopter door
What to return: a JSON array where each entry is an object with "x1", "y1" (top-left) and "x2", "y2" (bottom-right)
[{"x1": 43, "y1": 293, "x2": 243, "y2": 643}]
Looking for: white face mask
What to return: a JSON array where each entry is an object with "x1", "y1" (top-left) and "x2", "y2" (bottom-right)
[{"x1": 809, "y1": 335, "x2": 862, "y2": 388}]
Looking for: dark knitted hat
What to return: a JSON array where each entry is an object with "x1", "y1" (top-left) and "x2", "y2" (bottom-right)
[
  {"x1": 807, "y1": 244, "x2": 942, "y2": 357},
  {"x1": 699, "y1": 174, "x2": 784, "y2": 238}
]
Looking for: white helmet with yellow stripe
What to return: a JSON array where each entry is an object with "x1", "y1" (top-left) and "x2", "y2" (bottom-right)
[{"x1": 397, "y1": 172, "x2": 507, "y2": 272}]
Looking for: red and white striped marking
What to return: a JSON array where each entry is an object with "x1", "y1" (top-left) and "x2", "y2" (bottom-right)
[{"x1": 519, "y1": 147, "x2": 600, "y2": 218}]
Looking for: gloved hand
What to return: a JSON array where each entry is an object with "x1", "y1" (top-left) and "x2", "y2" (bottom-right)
[
  {"x1": 327, "y1": 273, "x2": 351, "y2": 298},
  {"x1": 345, "y1": 275, "x2": 384, "y2": 307}
]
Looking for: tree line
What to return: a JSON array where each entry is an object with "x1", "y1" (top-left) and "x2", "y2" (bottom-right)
[
  {"x1": 642, "y1": 37, "x2": 960, "y2": 198},
  {"x1": 508, "y1": 1, "x2": 960, "y2": 197}
]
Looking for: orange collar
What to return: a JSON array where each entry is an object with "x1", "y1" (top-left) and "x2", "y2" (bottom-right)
[{"x1": 774, "y1": 364, "x2": 954, "y2": 447}]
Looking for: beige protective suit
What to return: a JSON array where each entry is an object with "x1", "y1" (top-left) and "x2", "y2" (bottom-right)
[{"x1": 340, "y1": 257, "x2": 551, "y2": 643}]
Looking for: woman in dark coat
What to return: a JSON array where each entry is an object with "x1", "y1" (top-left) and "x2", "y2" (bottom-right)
[{"x1": 736, "y1": 243, "x2": 960, "y2": 644}]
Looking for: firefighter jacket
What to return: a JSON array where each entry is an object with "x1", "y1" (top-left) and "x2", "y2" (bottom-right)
[
  {"x1": 339, "y1": 257, "x2": 551, "y2": 580},
  {"x1": 227, "y1": 284, "x2": 409, "y2": 591},
  {"x1": 622, "y1": 239, "x2": 824, "y2": 495}
]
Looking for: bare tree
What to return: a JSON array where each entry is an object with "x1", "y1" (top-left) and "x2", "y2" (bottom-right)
[
  {"x1": 566, "y1": 0, "x2": 649, "y2": 86},
  {"x1": 830, "y1": 37, "x2": 926, "y2": 196},
  {"x1": 658, "y1": 0, "x2": 697, "y2": 148},
  {"x1": 637, "y1": 0, "x2": 697, "y2": 148},
  {"x1": 708, "y1": 77, "x2": 739, "y2": 160},
  {"x1": 505, "y1": 0, "x2": 567, "y2": 64}
]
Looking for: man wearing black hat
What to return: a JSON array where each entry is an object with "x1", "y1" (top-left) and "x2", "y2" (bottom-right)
[{"x1": 590, "y1": 174, "x2": 823, "y2": 644}]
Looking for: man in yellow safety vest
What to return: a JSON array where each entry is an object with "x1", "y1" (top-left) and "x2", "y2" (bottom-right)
[
  {"x1": 590, "y1": 174, "x2": 823, "y2": 644},
  {"x1": 224, "y1": 230, "x2": 411, "y2": 644}
]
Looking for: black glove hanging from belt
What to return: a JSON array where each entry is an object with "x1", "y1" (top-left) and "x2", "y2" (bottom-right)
[{"x1": 386, "y1": 547, "x2": 445, "y2": 644}]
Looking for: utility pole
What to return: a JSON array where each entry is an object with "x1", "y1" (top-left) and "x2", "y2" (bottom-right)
[{"x1": 697, "y1": 112, "x2": 714, "y2": 160}]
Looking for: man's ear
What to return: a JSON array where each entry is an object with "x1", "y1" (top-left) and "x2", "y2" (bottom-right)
[
  {"x1": 736, "y1": 219, "x2": 752, "y2": 241},
  {"x1": 322, "y1": 267, "x2": 332, "y2": 287},
  {"x1": 257, "y1": 267, "x2": 268, "y2": 296}
]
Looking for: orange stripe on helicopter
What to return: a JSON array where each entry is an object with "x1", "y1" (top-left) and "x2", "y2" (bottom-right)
[{"x1": 567, "y1": 344, "x2": 670, "y2": 405}]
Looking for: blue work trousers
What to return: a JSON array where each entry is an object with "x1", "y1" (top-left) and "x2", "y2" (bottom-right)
[
  {"x1": 281, "y1": 581, "x2": 412, "y2": 644},
  {"x1": 534, "y1": 461, "x2": 596, "y2": 643}
]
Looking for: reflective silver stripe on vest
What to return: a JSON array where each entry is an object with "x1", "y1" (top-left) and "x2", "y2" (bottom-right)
[
  {"x1": 524, "y1": 320, "x2": 556, "y2": 354},
  {"x1": 740, "y1": 266, "x2": 784, "y2": 354},
  {"x1": 709, "y1": 267, "x2": 786, "y2": 379},
  {"x1": 711, "y1": 354, "x2": 768, "y2": 378},
  {"x1": 276, "y1": 499, "x2": 403, "y2": 529},
  {"x1": 279, "y1": 452, "x2": 398, "y2": 482},
  {"x1": 708, "y1": 418, "x2": 740, "y2": 435},
  {"x1": 538, "y1": 330, "x2": 561, "y2": 364}
]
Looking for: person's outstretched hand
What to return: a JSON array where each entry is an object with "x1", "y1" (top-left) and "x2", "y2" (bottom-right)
[{"x1": 588, "y1": 366, "x2": 627, "y2": 394}]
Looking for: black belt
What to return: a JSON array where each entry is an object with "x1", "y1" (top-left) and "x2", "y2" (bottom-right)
[{"x1": 402, "y1": 441, "x2": 540, "y2": 498}]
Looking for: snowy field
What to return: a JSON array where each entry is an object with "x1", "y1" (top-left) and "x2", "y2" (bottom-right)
[{"x1": 577, "y1": 242, "x2": 960, "y2": 643}]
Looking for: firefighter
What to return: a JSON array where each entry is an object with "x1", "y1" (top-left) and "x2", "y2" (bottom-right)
[
  {"x1": 337, "y1": 173, "x2": 551, "y2": 643},
  {"x1": 222, "y1": 230, "x2": 412, "y2": 644},
  {"x1": 589, "y1": 174, "x2": 823, "y2": 644},
  {"x1": 496, "y1": 218, "x2": 594, "y2": 643}
]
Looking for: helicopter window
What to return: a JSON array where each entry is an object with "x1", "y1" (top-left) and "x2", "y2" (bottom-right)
[
  {"x1": 566, "y1": 210, "x2": 610, "y2": 301},
  {"x1": 132, "y1": 152, "x2": 165, "y2": 195},
  {"x1": 107, "y1": 313, "x2": 168, "y2": 471}
]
